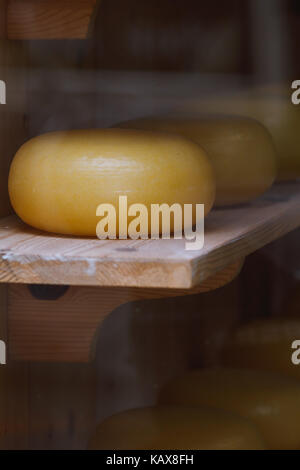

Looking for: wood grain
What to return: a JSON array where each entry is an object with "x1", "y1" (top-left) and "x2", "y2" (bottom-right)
[
  {"x1": 7, "y1": 0, "x2": 99, "y2": 40},
  {"x1": 0, "y1": 182, "x2": 300, "y2": 289},
  {"x1": 0, "y1": 289, "x2": 96, "y2": 449},
  {"x1": 0, "y1": 284, "x2": 96, "y2": 448},
  {"x1": 7, "y1": 259, "x2": 243, "y2": 362}
]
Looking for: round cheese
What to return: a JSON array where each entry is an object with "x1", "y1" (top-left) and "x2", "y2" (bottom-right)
[
  {"x1": 88, "y1": 406, "x2": 265, "y2": 450},
  {"x1": 8, "y1": 128, "x2": 215, "y2": 236},
  {"x1": 178, "y1": 94, "x2": 300, "y2": 181},
  {"x1": 158, "y1": 368, "x2": 300, "y2": 449},
  {"x1": 222, "y1": 317, "x2": 300, "y2": 380},
  {"x1": 117, "y1": 116, "x2": 277, "y2": 206}
]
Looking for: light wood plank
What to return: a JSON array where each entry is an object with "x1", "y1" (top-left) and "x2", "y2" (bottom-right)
[
  {"x1": 7, "y1": 0, "x2": 99, "y2": 40},
  {"x1": 0, "y1": 182, "x2": 299, "y2": 289}
]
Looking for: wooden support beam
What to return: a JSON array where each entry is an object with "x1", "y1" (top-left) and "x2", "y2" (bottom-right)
[
  {"x1": 7, "y1": 259, "x2": 244, "y2": 363},
  {"x1": 7, "y1": 0, "x2": 99, "y2": 40}
]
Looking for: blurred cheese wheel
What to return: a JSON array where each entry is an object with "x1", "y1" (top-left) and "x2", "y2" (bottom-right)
[
  {"x1": 178, "y1": 94, "x2": 300, "y2": 181},
  {"x1": 88, "y1": 406, "x2": 265, "y2": 450},
  {"x1": 8, "y1": 128, "x2": 215, "y2": 236},
  {"x1": 158, "y1": 368, "x2": 300, "y2": 449},
  {"x1": 222, "y1": 317, "x2": 300, "y2": 380},
  {"x1": 117, "y1": 116, "x2": 277, "y2": 206}
]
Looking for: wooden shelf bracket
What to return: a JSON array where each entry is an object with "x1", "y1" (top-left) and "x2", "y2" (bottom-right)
[
  {"x1": 6, "y1": 0, "x2": 99, "y2": 40},
  {"x1": 6, "y1": 259, "x2": 244, "y2": 363}
]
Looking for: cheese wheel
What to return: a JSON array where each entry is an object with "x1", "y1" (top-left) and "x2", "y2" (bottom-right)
[
  {"x1": 88, "y1": 406, "x2": 265, "y2": 450},
  {"x1": 178, "y1": 94, "x2": 300, "y2": 181},
  {"x1": 8, "y1": 128, "x2": 215, "y2": 236},
  {"x1": 222, "y1": 318, "x2": 300, "y2": 380},
  {"x1": 117, "y1": 116, "x2": 277, "y2": 206},
  {"x1": 158, "y1": 368, "x2": 300, "y2": 449}
]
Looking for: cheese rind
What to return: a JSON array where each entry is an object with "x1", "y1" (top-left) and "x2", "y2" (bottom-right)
[
  {"x1": 178, "y1": 94, "x2": 300, "y2": 181},
  {"x1": 8, "y1": 128, "x2": 215, "y2": 236},
  {"x1": 222, "y1": 318, "x2": 300, "y2": 380},
  {"x1": 117, "y1": 116, "x2": 277, "y2": 206},
  {"x1": 88, "y1": 406, "x2": 265, "y2": 450},
  {"x1": 158, "y1": 368, "x2": 300, "y2": 450}
]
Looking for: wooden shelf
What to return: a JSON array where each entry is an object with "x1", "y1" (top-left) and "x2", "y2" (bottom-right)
[
  {"x1": 6, "y1": 0, "x2": 99, "y2": 40},
  {"x1": 1, "y1": 182, "x2": 300, "y2": 290}
]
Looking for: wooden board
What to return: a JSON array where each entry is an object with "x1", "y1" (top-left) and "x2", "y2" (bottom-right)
[
  {"x1": 7, "y1": 0, "x2": 99, "y2": 40},
  {"x1": 0, "y1": 182, "x2": 300, "y2": 289}
]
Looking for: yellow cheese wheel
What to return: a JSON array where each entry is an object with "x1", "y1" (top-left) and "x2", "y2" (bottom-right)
[
  {"x1": 88, "y1": 406, "x2": 265, "y2": 450},
  {"x1": 158, "y1": 368, "x2": 300, "y2": 449},
  {"x1": 222, "y1": 317, "x2": 300, "y2": 380},
  {"x1": 8, "y1": 128, "x2": 215, "y2": 236},
  {"x1": 178, "y1": 94, "x2": 300, "y2": 181},
  {"x1": 117, "y1": 116, "x2": 277, "y2": 206}
]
